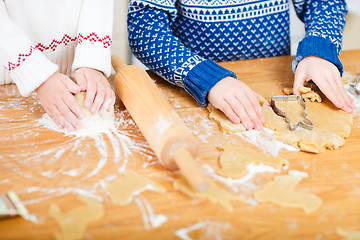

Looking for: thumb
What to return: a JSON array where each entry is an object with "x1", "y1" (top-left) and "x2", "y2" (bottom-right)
[{"x1": 293, "y1": 70, "x2": 307, "y2": 95}]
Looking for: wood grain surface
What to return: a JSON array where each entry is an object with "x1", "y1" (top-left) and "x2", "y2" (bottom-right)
[{"x1": 0, "y1": 50, "x2": 360, "y2": 240}]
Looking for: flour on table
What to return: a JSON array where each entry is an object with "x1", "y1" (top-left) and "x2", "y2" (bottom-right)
[
  {"x1": 38, "y1": 92, "x2": 115, "y2": 137},
  {"x1": 175, "y1": 220, "x2": 232, "y2": 240},
  {"x1": 134, "y1": 197, "x2": 168, "y2": 229}
]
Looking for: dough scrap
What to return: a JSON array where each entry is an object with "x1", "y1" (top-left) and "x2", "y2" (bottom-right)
[
  {"x1": 173, "y1": 177, "x2": 243, "y2": 211},
  {"x1": 254, "y1": 170, "x2": 322, "y2": 214},
  {"x1": 103, "y1": 171, "x2": 166, "y2": 205},
  {"x1": 48, "y1": 195, "x2": 104, "y2": 240},
  {"x1": 336, "y1": 227, "x2": 360, "y2": 240},
  {"x1": 283, "y1": 86, "x2": 322, "y2": 102},
  {"x1": 217, "y1": 145, "x2": 287, "y2": 178}
]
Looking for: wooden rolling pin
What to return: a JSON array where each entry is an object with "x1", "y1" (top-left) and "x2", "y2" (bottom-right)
[{"x1": 112, "y1": 55, "x2": 208, "y2": 192}]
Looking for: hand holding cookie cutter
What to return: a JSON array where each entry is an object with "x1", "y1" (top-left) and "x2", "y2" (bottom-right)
[{"x1": 271, "y1": 95, "x2": 314, "y2": 131}]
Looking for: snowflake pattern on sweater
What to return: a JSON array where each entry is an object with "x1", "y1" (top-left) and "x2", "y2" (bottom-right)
[{"x1": 128, "y1": 0, "x2": 347, "y2": 106}]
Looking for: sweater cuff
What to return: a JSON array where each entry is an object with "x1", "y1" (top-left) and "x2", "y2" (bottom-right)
[
  {"x1": 72, "y1": 42, "x2": 112, "y2": 77},
  {"x1": 292, "y1": 36, "x2": 343, "y2": 75},
  {"x1": 183, "y1": 59, "x2": 237, "y2": 107},
  {"x1": 10, "y1": 50, "x2": 59, "y2": 97}
]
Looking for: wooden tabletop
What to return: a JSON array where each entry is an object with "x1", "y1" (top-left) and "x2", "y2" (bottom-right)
[{"x1": 1, "y1": 50, "x2": 360, "y2": 240}]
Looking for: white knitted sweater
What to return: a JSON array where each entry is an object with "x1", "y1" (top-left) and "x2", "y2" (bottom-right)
[{"x1": 0, "y1": 0, "x2": 113, "y2": 96}]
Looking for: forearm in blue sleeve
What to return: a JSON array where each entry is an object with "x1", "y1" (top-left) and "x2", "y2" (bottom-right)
[
  {"x1": 292, "y1": 0, "x2": 347, "y2": 75},
  {"x1": 127, "y1": 7, "x2": 236, "y2": 106}
]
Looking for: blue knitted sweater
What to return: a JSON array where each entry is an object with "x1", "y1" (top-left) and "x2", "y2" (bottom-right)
[{"x1": 128, "y1": 0, "x2": 347, "y2": 107}]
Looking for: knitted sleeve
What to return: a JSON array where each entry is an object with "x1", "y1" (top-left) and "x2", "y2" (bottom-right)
[
  {"x1": 0, "y1": 2, "x2": 58, "y2": 96},
  {"x1": 72, "y1": 0, "x2": 114, "y2": 77},
  {"x1": 127, "y1": 1, "x2": 236, "y2": 107},
  {"x1": 292, "y1": 0, "x2": 347, "y2": 75}
]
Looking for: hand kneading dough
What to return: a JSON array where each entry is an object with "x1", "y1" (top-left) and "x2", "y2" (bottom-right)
[
  {"x1": 173, "y1": 177, "x2": 243, "y2": 211},
  {"x1": 217, "y1": 145, "x2": 287, "y2": 178},
  {"x1": 103, "y1": 171, "x2": 166, "y2": 205},
  {"x1": 48, "y1": 195, "x2": 104, "y2": 240},
  {"x1": 254, "y1": 170, "x2": 322, "y2": 214},
  {"x1": 71, "y1": 92, "x2": 115, "y2": 136},
  {"x1": 336, "y1": 227, "x2": 360, "y2": 240}
]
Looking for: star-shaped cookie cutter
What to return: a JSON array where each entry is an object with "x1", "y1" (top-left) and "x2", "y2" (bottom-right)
[{"x1": 271, "y1": 95, "x2": 314, "y2": 131}]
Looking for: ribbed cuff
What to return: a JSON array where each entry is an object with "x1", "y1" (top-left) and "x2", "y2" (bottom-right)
[
  {"x1": 183, "y1": 59, "x2": 237, "y2": 107},
  {"x1": 72, "y1": 42, "x2": 112, "y2": 77},
  {"x1": 10, "y1": 50, "x2": 59, "y2": 97},
  {"x1": 292, "y1": 36, "x2": 343, "y2": 75}
]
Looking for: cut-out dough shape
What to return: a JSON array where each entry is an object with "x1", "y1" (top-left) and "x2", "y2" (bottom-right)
[
  {"x1": 173, "y1": 177, "x2": 243, "y2": 211},
  {"x1": 283, "y1": 86, "x2": 322, "y2": 102},
  {"x1": 103, "y1": 171, "x2": 166, "y2": 205},
  {"x1": 336, "y1": 227, "x2": 360, "y2": 240},
  {"x1": 217, "y1": 145, "x2": 287, "y2": 178},
  {"x1": 48, "y1": 195, "x2": 104, "y2": 240},
  {"x1": 254, "y1": 170, "x2": 322, "y2": 214}
]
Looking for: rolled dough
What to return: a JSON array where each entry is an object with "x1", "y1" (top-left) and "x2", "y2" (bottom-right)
[
  {"x1": 208, "y1": 97, "x2": 353, "y2": 153},
  {"x1": 48, "y1": 195, "x2": 104, "y2": 240},
  {"x1": 336, "y1": 227, "x2": 360, "y2": 240},
  {"x1": 254, "y1": 170, "x2": 322, "y2": 214},
  {"x1": 103, "y1": 171, "x2": 166, "y2": 205},
  {"x1": 217, "y1": 145, "x2": 287, "y2": 178},
  {"x1": 173, "y1": 177, "x2": 243, "y2": 211}
]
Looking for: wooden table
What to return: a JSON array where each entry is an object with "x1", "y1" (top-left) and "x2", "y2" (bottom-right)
[{"x1": 1, "y1": 50, "x2": 360, "y2": 240}]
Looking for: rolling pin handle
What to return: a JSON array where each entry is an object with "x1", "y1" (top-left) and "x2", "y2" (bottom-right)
[
  {"x1": 111, "y1": 55, "x2": 127, "y2": 73},
  {"x1": 174, "y1": 148, "x2": 208, "y2": 192}
]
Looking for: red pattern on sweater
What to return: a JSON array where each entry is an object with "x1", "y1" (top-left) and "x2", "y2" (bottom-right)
[
  {"x1": 6, "y1": 33, "x2": 112, "y2": 72},
  {"x1": 77, "y1": 33, "x2": 112, "y2": 48}
]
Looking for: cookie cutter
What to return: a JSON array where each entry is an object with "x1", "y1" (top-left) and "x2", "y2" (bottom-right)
[
  {"x1": 349, "y1": 74, "x2": 360, "y2": 96},
  {"x1": 271, "y1": 95, "x2": 314, "y2": 131}
]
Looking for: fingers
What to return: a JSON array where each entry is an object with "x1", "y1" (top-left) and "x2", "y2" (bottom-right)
[
  {"x1": 293, "y1": 69, "x2": 307, "y2": 96},
  {"x1": 63, "y1": 77, "x2": 82, "y2": 94}
]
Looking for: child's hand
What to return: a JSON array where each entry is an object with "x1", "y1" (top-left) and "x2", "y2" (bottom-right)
[
  {"x1": 36, "y1": 72, "x2": 84, "y2": 131},
  {"x1": 74, "y1": 67, "x2": 115, "y2": 115},
  {"x1": 208, "y1": 77, "x2": 266, "y2": 130},
  {"x1": 294, "y1": 56, "x2": 355, "y2": 113}
]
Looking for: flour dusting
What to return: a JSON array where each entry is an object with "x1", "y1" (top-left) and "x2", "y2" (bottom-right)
[
  {"x1": 175, "y1": 220, "x2": 231, "y2": 240},
  {"x1": 237, "y1": 128, "x2": 299, "y2": 157},
  {"x1": 135, "y1": 197, "x2": 168, "y2": 229}
]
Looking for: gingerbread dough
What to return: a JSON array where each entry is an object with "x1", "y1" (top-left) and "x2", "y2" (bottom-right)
[
  {"x1": 336, "y1": 227, "x2": 360, "y2": 240},
  {"x1": 264, "y1": 99, "x2": 353, "y2": 153},
  {"x1": 208, "y1": 97, "x2": 353, "y2": 153},
  {"x1": 217, "y1": 145, "x2": 287, "y2": 178},
  {"x1": 254, "y1": 170, "x2": 322, "y2": 214},
  {"x1": 48, "y1": 195, "x2": 104, "y2": 240},
  {"x1": 103, "y1": 171, "x2": 166, "y2": 205},
  {"x1": 173, "y1": 177, "x2": 243, "y2": 211}
]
